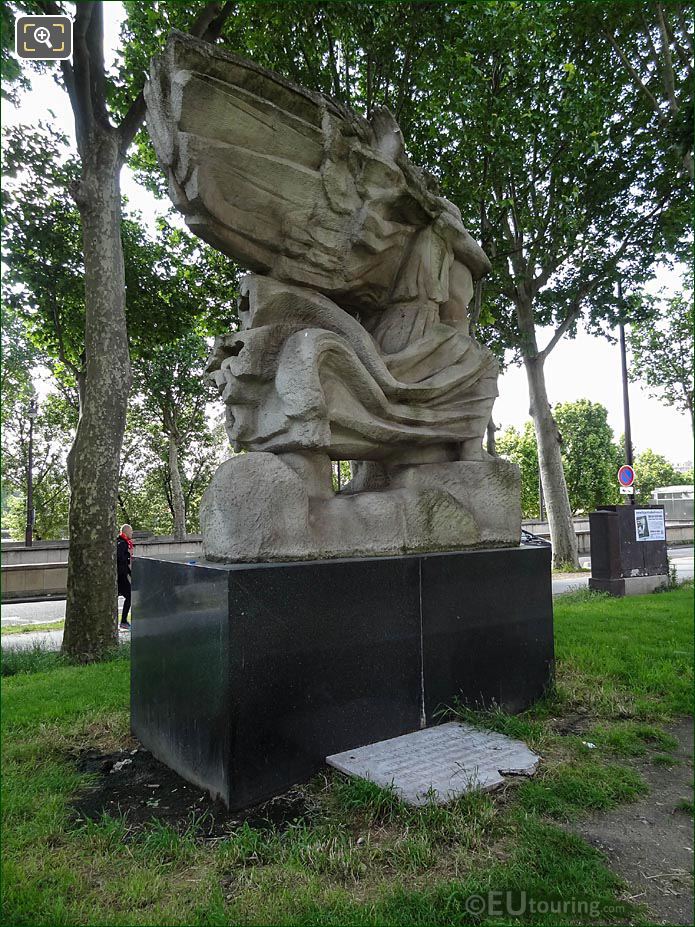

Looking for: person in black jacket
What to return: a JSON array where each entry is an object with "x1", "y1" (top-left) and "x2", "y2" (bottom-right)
[{"x1": 117, "y1": 524, "x2": 134, "y2": 630}]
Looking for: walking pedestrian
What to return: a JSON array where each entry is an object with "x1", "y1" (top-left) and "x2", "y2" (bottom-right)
[{"x1": 117, "y1": 524, "x2": 134, "y2": 630}]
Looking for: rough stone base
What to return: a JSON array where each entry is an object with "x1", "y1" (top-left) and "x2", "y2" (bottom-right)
[
  {"x1": 201, "y1": 451, "x2": 521, "y2": 562},
  {"x1": 589, "y1": 574, "x2": 669, "y2": 597}
]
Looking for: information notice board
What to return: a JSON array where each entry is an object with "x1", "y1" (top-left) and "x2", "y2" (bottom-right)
[{"x1": 634, "y1": 508, "x2": 666, "y2": 542}]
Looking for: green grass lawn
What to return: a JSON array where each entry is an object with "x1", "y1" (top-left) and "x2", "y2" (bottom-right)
[
  {"x1": 2, "y1": 586, "x2": 692, "y2": 926},
  {"x1": 553, "y1": 585, "x2": 693, "y2": 719},
  {"x1": 1, "y1": 620, "x2": 65, "y2": 635}
]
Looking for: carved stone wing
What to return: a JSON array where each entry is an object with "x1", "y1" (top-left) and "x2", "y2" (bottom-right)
[{"x1": 145, "y1": 32, "x2": 489, "y2": 313}]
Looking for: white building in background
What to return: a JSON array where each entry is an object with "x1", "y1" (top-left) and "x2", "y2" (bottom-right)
[
  {"x1": 651, "y1": 485, "x2": 694, "y2": 521},
  {"x1": 673, "y1": 460, "x2": 694, "y2": 474}
]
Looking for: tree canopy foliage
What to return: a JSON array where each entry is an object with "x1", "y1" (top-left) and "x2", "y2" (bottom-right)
[
  {"x1": 633, "y1": 447, "x2": 693, "y2": 504},
  {"x1": 628, "y1": 279, "x2": 694, "y2": 439},
  {"x1": 1, "y1": 121, "x2": 239, "y2": 542},
  {"x1": 498, "y1": 399, "x2": 693, "y2": 518},
  {"x1": 498, "y1": 400, "x2": 625, "y2": 517},
  {"x1": 1, "y1": 1, "x2": 691, "y2": 580}
]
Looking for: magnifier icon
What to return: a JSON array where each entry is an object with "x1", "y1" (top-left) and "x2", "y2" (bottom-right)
[{"x1": 34, "y1": 25, "x2": 52, "y2": 49}]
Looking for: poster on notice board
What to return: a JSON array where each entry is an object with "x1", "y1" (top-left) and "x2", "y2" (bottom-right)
[{"x1": 634, "y1": 508, "x2": 666, "y2": 542}]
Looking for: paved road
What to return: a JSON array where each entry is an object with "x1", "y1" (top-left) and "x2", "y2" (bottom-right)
[
  {"x1": 1, "y1": 596, "x2": 131, "y2": 626},
  {"x1": 1, "y1": 599, "x2": 66, "y2": 626},
  {"x1": 670, "y1": 545, "x2": 695, "y2": 579},
  {"x1": 2, "y1": 549, "x2": 691, "y2": 652},
  {"x1": 1, "y1": 598, "x2": 126, "y2": 653}
]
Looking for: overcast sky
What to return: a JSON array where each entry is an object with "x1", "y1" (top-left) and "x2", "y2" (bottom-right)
[{"x1": 5, "y1": 3, "x2": 692, "y2": 468}]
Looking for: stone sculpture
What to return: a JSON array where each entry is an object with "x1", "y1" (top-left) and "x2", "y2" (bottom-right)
[{"x1": 145, "y1": 32, "x2": 520, "y2": 561}]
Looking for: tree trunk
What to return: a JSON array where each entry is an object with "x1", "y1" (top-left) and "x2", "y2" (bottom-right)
[
  {"x1": 524, "y1": 353, "x2": 580, "y2": 569},
  {"x1": 61, "y1": 128, "x2": 132, "y2": 661},
  {"x1": 168, "y1": 433, "x2": 187, "y2": 541}
]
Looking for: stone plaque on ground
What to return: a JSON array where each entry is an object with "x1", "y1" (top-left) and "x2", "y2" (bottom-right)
[{"x1": 326, "y1": 722, "x2": 539, "y2": 805}]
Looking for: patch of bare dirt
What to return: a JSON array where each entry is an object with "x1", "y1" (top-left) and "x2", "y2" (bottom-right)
[
  {"x1": 71, "y1": 747, "x2": 318, "y2": 837},
  {"x1": 547, "y1": 708, "x2": 595, "y2": 736},
  {"x1": 570, "y1": 718, "x2": 693, "y2": 926}
]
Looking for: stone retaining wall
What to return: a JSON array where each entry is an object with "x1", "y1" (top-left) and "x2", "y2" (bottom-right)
[{"x1": 1, "y1": 526, "x2": 691, "y2": 601}]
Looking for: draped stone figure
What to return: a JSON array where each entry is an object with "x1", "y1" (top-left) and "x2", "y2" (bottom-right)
[{"x1": 145, "y1": 33, "x2": 520, "y2": 561}]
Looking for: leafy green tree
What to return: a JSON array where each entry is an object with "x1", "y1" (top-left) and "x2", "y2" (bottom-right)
[
  {"x1": 628, "y1": 282, "x2": 694, "y2": 440},
  {"x1": 633, "y1": 448, "x2": 692, "y2": 504},
  {"x1": 554, "y1": 401, "x2": 622, "y2": 514},
  {"x1": 134, "y1": 333, "x2": 220, "y2": 539},
  {"x1": 2, "y1": 120, "x2": 240, "y2": 545},
  {"x1": 1, "y1": 303, "x2": 42, "y2": 427},
  {"x1": 0, "y1": 1, "x2": 30, "y2": 102},
  {"x1": 430, "y1": 3, "x2": 686, "y2": 566},
  {"x1": 496, "y1": 423, "x2": 541, "y2": 519},
  {"x1": 118, "y1": 405, "x2": 228, "y2": 537},
  {"x1": 592, "y1": 1, "x2": 694, "y2": 182},
  {"x1": 1, "y1": 302, "x2": 39, "y2": 528},
  {"x1": 1, "y1": 390, "x2": 77, "y2": 540},
  {"x1": 2, "y1": 124, "x2": 85, "y2": 403},
  {"x1": 3, "y1": 468, "x2": 71, "y2": 541},
  {"x1": 2, "y1": 124, "x2": 239, "y2": 406},
  {"x1": 498, "y1": 401, "x2": 622, "y2": 517},
  {"x1": 2, "y1": 0, "x2": 234, "y2": 661}
]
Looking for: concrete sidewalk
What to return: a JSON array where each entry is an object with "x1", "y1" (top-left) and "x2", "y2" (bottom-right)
[
  {"x1": 1, "y1": 599, "x2": 66, "y2": 626},
  {"x1": 2, "y1": 625, "x2": 131, "y2": 653},
  {"x1": 1, "y1": 597, "x2": 128, "y2": 653}
]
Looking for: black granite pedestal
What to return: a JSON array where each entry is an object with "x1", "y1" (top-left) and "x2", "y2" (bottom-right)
[{"x1": 131, "y1": 545, "x2": 554, "y2": 810}]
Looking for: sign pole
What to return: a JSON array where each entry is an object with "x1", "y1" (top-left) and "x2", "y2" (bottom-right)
[
  {"x1": 617, "y1": 280, "x2": 635, "y2": 505},
  {"x1": 618, "y1": 465, "x2": 635, "y2": 497}
]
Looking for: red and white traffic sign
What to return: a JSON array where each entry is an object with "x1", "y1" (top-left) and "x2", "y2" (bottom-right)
[{"x1": 618, "y1": 464, "x2": 635, "y2": 487}]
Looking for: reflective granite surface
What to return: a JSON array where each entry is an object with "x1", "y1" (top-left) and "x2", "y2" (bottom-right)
[{"x1": 132, "y1": 545, "x2": 553, "y2": 809}]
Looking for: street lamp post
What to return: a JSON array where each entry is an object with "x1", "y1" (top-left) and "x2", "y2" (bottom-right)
[
  {"x1": 25, "y1": 397, "x2": 38, "y2": 547},
  {"x1": 617, "y1": 280, "x2": 635, "y2": 506}
]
